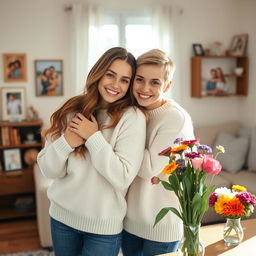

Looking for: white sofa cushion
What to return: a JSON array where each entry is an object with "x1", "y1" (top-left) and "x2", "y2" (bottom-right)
[
  {"x1": 194, "y1": 122, "x2": 240, "y2": 147},
  {"x1": 248, "y1": 128, "x2": 256, "y2": 172},
  {"x1": 214, "y1": 131, "x2": 249, "y2": 174}
]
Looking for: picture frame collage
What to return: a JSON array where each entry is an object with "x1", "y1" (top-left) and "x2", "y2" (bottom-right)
[{"x1": 1, "y1": 54, "x2": 63, "y2": 122}]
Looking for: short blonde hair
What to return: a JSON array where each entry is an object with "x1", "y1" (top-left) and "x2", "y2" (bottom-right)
[{"x1": 136, "y1": 49, "x2": 176, "y2": 83}]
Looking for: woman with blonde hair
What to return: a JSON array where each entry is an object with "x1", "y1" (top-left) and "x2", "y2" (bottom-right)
[
  {"x1": 37, "y1": 47, "x2": 146, "y2": 256},
  {"x1": 122, "y1": 49, "x2": 194, "y2": 256}
]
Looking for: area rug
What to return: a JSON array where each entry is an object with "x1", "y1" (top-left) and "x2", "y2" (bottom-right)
[{"x1": 0, "y1": 250, "x2": 54, "y2": 256}]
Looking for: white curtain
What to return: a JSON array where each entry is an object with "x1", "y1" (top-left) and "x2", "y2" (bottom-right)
[
  {"x1": 70, "y1": 4, "x2": 105, "y2": 95},
  {"x1": 152, "y1": 5, "x2": 181, "y2": 102}
]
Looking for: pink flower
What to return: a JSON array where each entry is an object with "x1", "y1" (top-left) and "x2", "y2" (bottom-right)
[
  {"x1": 201, "y1": 154, "x2": 222, "y2": 175},
  {"x1": 209, "y1": 192, "x2": 218, "y2": 207},
  {"x1": 151, "y1": 176, "x2": 160, "y2": 185},
  {"x1": 158, "y1": 146, "x2": 172, "y2": 156},
  {"x1": 191, "y1": 157, "x2": 203, "y2": 171}
]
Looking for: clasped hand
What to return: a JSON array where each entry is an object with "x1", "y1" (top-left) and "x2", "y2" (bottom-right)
[{"x1": 69, "y1": 113, "x2": 99, "y2": 140}]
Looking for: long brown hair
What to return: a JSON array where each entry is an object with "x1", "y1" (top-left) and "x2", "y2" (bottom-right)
[{"x1": 44, "y1": 47, "x2": 138, "y2": 155}]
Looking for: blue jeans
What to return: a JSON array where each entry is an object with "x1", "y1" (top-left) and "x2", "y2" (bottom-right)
[
  {"x1": 51, "y1": 217, "x2": 121, "y2": 256},
  {"x1": 121, "y1": 230, "x2": 179, "y2": 256}
]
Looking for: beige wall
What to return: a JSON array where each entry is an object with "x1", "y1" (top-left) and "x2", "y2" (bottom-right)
[{"x1": 0, "y1": 0, "x2": 255, "y2": 127}]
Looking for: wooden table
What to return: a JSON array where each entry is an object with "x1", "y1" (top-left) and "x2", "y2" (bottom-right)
[{"x1": 157, "y1": 219, "x2": 256, "y2": 256}]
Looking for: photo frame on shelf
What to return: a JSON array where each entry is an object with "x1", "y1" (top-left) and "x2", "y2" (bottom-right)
[
  {"x1": 3, "y1": 148, "x2": 22, "y2": 171},
  {"x1": 3, "y1": 53, "x2": 27, "y2": 82},
  {"x1": 35, "y1": 59, "x2": 63, "y2": 97},
  {"x1": 193, "y1": 44, "x2": 205, "y2": 56},
  {"x1": 230, "y1": 34, "x2": 248, "y2": 56},
  {"x1": 1, "y1": 87, "x2": 26, "y2": 122}
]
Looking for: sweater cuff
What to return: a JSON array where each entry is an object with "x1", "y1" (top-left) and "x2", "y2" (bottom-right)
[
  {"x1": 85, "y1": 131, "x2": 107, "y2": 154},
  {"x1": 53, "y1": 134, "x2": 74, "y2": 157}
]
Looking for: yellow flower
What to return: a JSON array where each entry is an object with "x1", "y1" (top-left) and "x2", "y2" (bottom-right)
[
  {"x1": 171, "y1": 145, "x2": 188, "y2": 154},
  {"x1": 232, "y1": 185, "x2": 247, "y2": 192},
  {"x1": 162, "y1": 162, "x2": 179, "y2": 175},
  {"x1": 214, "y1": 195, "x2": 230, "y2": 214}
]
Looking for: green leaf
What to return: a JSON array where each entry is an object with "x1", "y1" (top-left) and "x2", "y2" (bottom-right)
[
  {"x1": 192, "y1": 192, "x2": 202, "y2": 222},
  {"x1": 154, "y1": 207, "x2": 172, "y2": 227},
  {"x1": 169, "y1": 207, "x2": 183, "y2": 220},
  {"x1": 161, "y1": 181, "x2": 174, "y2": 191}
]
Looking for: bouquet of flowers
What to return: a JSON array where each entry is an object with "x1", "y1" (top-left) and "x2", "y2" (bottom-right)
[
  {"x1": 209, "y1": 185, "x2": 256, "y2": 219},
  {"x1": 209, "y1": 185, "x2": 256, "y2": 246},
  {"x1": 152, "y1": 138, "x2": 225, "y2": 255}
]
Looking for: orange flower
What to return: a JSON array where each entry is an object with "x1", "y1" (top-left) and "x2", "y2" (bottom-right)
[
  {"x1": 222, "y1": 197, "x2": 245, "y2": 216},
  {"x1": 214, "y1": 195, "x2": 230, "y2": 215},
  {"x1": 171, "y1": 145, "x2": 188, "y2": 154},
  {"x1": 162, "y1": 162, "x2": 178, "y2": 175}
]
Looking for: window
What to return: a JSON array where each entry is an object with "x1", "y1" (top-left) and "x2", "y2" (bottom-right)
[{"x1": 88, "y1": 13, "x2": 155, "y2": 68}]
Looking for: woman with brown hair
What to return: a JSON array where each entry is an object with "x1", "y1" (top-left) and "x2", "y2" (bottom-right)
[{"x1": 37, "y1": 47, "x2": 146, "y2": 256}]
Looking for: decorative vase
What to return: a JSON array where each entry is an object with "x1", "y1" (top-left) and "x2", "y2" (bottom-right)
[
  {"x1": 223, "y1": 218, "x2": 244, "y2": 246},
  {"x1": 178, "y1": 223, "x2": 205, "y2": 256}
]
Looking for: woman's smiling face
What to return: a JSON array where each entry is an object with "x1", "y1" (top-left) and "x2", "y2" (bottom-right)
[
  {"x1": 98, "y1": 59, "x2": 132, "y2": 108},
  {"x1": 133, "y1": 64, "x2": 168, "y2": 110}
]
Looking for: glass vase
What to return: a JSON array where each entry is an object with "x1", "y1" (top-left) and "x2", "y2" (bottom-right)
[
  {"x1": 178, "y1": 223, "x2": 205, "y2": 256},
  {"x1": 223, "y1": 218, "x2": 244, "y2": 246}
]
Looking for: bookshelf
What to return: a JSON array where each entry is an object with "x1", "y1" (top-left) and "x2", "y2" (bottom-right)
[
  {"x1": 191, "y1": 55, "x2": 248, "y2": 98},
  {"x1": 0, "y1": 120, "x2": 43, "y2": 220}
]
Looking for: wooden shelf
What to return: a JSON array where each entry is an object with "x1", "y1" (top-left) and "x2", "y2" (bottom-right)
[
  {"x1": 0, "y1": 120, "x2": 43, "y2": 220},
  {"x1": 0, "y1": 206, "x2": 36, "y2": 220},
  {"x1": 0, "y1": 120, "x2": 42, "y2": 127},
  {"x1": 0, "y1": 143, "x2": 42, "y2": 149},
  {"x1": 191, "y1": 56, "x2": 248, "y2": 98}
]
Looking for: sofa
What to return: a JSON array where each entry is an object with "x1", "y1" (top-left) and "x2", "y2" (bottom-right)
[
  {"x1": 33, "y1": 121, "x2": 256, "y2": 247},
  {"x1": 195, "y1": 122, "x2": 256, "y2": 224}
]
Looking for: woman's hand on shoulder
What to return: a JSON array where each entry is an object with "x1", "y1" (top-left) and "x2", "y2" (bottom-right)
[
  {"x1": 69, "y1": 113, "x2": 99, "y2": 140},
  {"x1": 64, "y1": 127, "x2": 85, "y2": 148}
]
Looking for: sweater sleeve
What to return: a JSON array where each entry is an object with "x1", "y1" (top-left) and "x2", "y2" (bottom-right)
[
  {"x1": 138, "y1": 108, "x2": 194, "y2": 180},
  {"x1": 37, "y1": 134, "x2": 74, "y2": 179},
  {"x1": 85, "y1": 109, "x2": 146, "y2": 191}
]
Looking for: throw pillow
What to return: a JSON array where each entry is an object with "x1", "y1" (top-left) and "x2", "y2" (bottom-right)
[
  {"x1": 236, "y1": 127, "x2": 251, "y2": 169},
  {"x1": 247, "y1": 128, "x2": 256, "y2": 172},
  {"x1": 214, "y1": 131, "x2": 249, "y2": 174}
]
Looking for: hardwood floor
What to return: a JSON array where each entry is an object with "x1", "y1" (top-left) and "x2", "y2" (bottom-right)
[{"x1": 0, "y1": 218, "x2": 42, "y2": 254}]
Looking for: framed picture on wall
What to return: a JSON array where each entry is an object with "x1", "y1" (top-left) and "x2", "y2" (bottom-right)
[
  {"x1": 230, "y1": 34, "x2": 248, "y2": 56},
  {"x1": 3, "y1": 53, "x2": 27, "y2": 82},
  {"x1": 35, "y1": 60, "x2": 63, "y2": 96},
  {"x1": 0, "y1": 87, "x2": 26, "y2": 122},
  {"x1": 192, "y1": 44, "x2": 205, "y2": 56},
  {"x1": 3, "y1": 148, "x2": 22, "y2": 171}
]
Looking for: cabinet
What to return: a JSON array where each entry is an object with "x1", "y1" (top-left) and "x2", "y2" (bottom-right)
[
  {"x1": 0, "y1": 120, "x2": 43, "y2": 220},
  {"x1": 191, "y1": 56, "x2": 248, "y2": 98}
]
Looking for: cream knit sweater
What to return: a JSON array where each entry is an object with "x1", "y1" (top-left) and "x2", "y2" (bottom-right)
[
  {"x1": 37, "y1": 107, "x2": 146, "y2": 235},
  {"x1": 124, "y1": 100, "x2": 195, "y2": 242}
]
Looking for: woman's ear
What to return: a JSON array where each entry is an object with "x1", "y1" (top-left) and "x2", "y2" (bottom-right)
[{"x1": 163, "y1": 81, "x2": 172, "y2": 93}]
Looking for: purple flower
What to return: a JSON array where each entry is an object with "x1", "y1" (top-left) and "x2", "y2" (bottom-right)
[
  {"x1": 173, "y1": 138, "x2": 184, "y2": 144},
  {"x1": 208, "y1": 192, "x2": 218, "y2": 207},
  {"x1": 176, "y1": 158, "x2": 186, "y2": 168},
  {"x1": 185, "y1": 152, "x2": 201, "y2": 159},
  {"x1": 197, "y1": 144, "x2": 212, "y2": 154},
  {"x1": 236, "y1": 192, "x2": 255, "y2": 204}
]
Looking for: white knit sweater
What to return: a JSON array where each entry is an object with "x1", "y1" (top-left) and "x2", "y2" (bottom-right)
[
  {"x1": 124, "y1": 100, "x2": 195, "y2": 242},
  {"x1": 37, "y1": 107, "x2": 146, "y2": 235}
]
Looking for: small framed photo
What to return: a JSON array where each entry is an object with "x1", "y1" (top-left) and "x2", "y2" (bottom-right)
[
  {"x1": 1, "y1": 87, "x2": 26, "y2": 122},
  {"x1": 230, "y1": 34, "x2": 248, "y2": 56},
  {"x1": 35, "y1": 60, "x2": 63, "y2": 96},
  {"x1": 193, "y1": 44, "x2": 205, "y2": 56},
  {"x1": 3, "y1": 53, "x2": 27, "y2": 82},
  {"x1": 3, "y1": 148, "x2": 22, "y2": 171}
]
